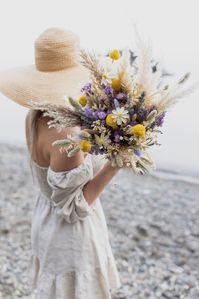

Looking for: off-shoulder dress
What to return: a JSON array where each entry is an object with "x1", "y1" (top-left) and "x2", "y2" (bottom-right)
[{"x1": 28, "y1": 153, "x2": 121, "y2": 299}]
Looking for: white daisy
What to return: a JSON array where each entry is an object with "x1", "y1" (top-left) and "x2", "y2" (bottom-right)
[
  {"x1": 98, "y1": 55, "x2": 118, "y2": 85},
  {"x1": 95, "y1": 133, "x2": 111, "y2": 148},
  {"x1": 112, "y1": 107, "x2": 129, "y2": 125}
]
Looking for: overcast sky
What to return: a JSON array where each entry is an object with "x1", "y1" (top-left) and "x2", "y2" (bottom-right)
[{"x1": 0, "y1": 0, "x2": 198, "y2": 175}]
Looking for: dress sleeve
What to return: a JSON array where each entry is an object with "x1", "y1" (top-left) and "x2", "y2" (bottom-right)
[{"x1": 46, "y1": 157, "x2": 94, "y2": 224}]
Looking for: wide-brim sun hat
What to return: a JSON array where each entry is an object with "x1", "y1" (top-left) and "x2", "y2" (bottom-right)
[{"x1": 0, "y1": 27, "x2": 90, "y2": 109}]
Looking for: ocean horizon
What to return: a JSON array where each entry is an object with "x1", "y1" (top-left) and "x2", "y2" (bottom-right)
[{"x1": 0, "y1": 87, "x2": 198, "y2": 184}]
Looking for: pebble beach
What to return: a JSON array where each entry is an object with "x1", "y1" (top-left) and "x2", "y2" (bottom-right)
[{"x1": 0, "y1": 142, "x2": 199, "y2": 299}]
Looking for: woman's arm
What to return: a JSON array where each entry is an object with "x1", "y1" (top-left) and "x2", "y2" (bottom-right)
[
  {"x1": 48, "y1": 127, "x2": 120, "y2": 206},
  {"x1": 82, "y1": 160, "x2": 119, "y2": 206}
]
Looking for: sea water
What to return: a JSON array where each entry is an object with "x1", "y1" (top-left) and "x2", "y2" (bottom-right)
[{"x1": 0, "y1": 88, "x2": 198, "y2": 182}]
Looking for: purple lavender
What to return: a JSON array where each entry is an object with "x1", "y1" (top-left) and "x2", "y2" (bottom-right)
[
  {"x1": 155, "y1": 111, "x2": 166, "y2": 127},
  {"x1": 150, "y1": 111, "x2": 166, "y2": 129},
  {"x1": 104, "y1": 85, "x2": 113, "y2": 96},
  {"x1": 136, "y1": 107, "x2": 148, "y2": 120},
  {"x1": 138, "y1": 91, "x2": 146, "y2": 104},
  {"x1": 81, "y1": 83, "x2": 92, "y2": 94}
]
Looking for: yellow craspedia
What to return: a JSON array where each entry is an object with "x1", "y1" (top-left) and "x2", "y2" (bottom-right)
[
  {"x1": 105, "y1": 113, "x2": 117, "y2": 128},
  {"x1": 131, "y1": 124, "x2": 146, "y2": 138},
  {"x1": 111, "y1": 78, "x2": 121, "y2": 91},
  {"x1": 109, "y1": 49, "x2": 121, "y2": 60},
  {"x1": 80, "y1": 140, "x2": 92, "y2": 152},
  {"x1": 78, "y1": 94, "x2": 87, "y2": 106}
]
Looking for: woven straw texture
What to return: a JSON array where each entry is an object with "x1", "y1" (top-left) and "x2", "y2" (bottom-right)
[{"x1": 0, "y1": 27, "x2": 90, "y2": 108}]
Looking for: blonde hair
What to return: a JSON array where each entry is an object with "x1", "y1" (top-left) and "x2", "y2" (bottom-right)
[{"x1": 25, "y1": 109, "x2": 43, "y2": 179}]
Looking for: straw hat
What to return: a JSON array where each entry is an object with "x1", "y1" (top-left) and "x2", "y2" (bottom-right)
[{"x1": 0, "y1": 27, "x2": 90, "y2": 109}]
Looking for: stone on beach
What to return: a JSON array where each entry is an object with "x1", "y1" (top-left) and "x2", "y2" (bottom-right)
[{"x1": 0, "y1": 143, "x2": 199, "y2": 299}]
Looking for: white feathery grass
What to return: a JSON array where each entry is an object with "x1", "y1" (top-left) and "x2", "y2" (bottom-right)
[
  {"x1": 156, "y1": 76, "x2": 199, "y2": 112},
  {"x1": 98, "y1": 54, "x2": 118, "y2": 76},
  {"x1": 132, "y1": 27, "x2": 164, "y2": 98},
  {"x1": 27, "y1": 99, "x2": 81, "y2": 130},
  {"x1": 117, "y1": 47, "x2": 135, "y2": 96}
]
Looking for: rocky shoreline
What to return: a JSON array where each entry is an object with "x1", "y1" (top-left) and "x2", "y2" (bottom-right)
[{"x1": 0, "y1": 142, "x2": 199, "y2": 298}]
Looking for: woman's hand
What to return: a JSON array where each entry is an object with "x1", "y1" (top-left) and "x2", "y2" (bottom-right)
[{"x1": 82, "y1": 159, "x2": 121, "y2": 206}]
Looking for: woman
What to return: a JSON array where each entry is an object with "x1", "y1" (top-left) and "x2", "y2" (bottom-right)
[{"x1": 0, "y1": 27, "x2": 122, "y2": 298}]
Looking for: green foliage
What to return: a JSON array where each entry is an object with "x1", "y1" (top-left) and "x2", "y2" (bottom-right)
[{"x1": 68, "y1": 97, "x2": 82, "y2": 111}]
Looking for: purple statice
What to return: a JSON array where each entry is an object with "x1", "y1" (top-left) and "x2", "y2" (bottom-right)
[
  {"x1": 81, "y1": 83, "x2": 92, "y2": 95},
  {"x1": 90, "y1": 144, "x2": 104, "y2": 155},
  {"x1": 134, "y1": 149, "x2": 143, "y2": 157},
  {"x1": 130, "y1": 120, "x2": 137, "y2": 126},
  {"x1": 104, "y1": 85, "x2": 113, "y2": 96},
  {"x1": 92, "y1": 111, "x2": 99, "y2": 119},
  {"x1": 113, "y1": 130, "x2": 122, "y2": 143},
  {"x1": 82, "y1": 105, "x2": 93, "y2": 117},
  {"x1": 116, "y1": 92, "x2": 127, "y2": 100},
  {"x1": 92, "y1": 110, "x2": 107, "y2": 120},
  {"x1": 97, "y1": 111, "x2": 107, "y2": 119}
]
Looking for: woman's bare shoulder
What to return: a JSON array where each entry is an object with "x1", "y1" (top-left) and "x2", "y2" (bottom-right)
[{"x1": 39, "y1": 117, "x2": 84, "y2": 172}]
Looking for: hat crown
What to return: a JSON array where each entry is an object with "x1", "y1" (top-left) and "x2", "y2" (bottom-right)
[{"x1": 35, "y1": 27, "x2": 80, "y2": 72}]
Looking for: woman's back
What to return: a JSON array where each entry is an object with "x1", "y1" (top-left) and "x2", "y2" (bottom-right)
[{"x1": 25, "y1": 111, "x2": 85, "y2": 171}]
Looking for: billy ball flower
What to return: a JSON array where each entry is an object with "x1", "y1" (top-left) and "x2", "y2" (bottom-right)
[
  {"x1": 78, "y1": 94, "x2": 87, "y2": 106},
  {"x1": 131, "y1": 124, "x2": 146, "y2": 138},
  {"x1": 112, "y1": 107, "x2": 129, "y2": 125},
  {"x1": 105, "y1": 113, "x2": 117, "y2": 128},
  {"x1": 109, "y1": 49, "x2": 121, "y2": 60},
  {"x1": 111, "y1": 78, "x2": 121, "y2": 91},
  {"x1": 79, "y1": 140, "x2": 92, "y2": 152}
]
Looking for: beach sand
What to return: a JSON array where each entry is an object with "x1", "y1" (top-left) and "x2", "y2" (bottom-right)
[{"x1": 0, "y1": 142, "x2": 199, "y2": 299}]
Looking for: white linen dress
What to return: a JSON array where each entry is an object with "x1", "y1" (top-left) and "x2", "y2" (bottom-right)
[{"x1": 28, "y1": 153, "x2": 121, "y2": 299}]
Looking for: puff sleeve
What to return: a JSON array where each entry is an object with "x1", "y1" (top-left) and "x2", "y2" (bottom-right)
[
  {"x1": 90, "y1": 154, "x2": 107, "y2": 176},
  {"x1": 46, "y1": 157, "x2": 94, "y2": 224}
]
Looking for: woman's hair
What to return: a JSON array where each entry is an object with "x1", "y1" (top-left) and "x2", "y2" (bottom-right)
[{"x1": 25, "y1": 108, "x2": 43, "y2": 179}]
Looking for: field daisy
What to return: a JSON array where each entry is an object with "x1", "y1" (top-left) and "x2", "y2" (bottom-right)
[{"x1": 112, "y1": 107, "x2": 129, "y2": 125}]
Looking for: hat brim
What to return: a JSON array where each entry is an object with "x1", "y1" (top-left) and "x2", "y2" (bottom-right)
[{"x1": 0, "y1": 64, "x2": 90, "y2": 109}]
